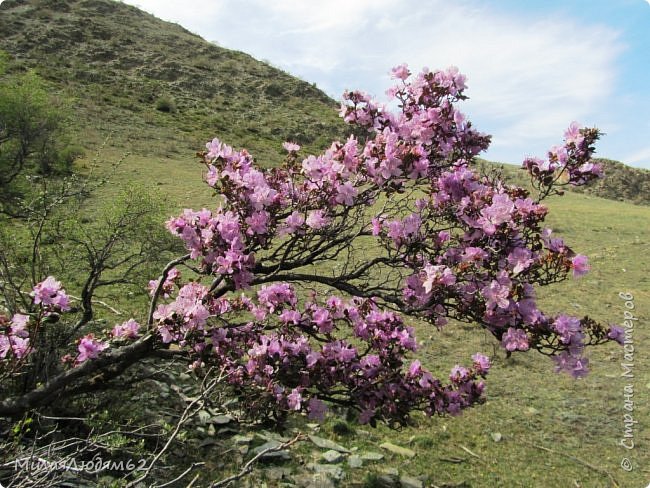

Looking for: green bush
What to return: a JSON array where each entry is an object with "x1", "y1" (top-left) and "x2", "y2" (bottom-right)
[{"x1": 155, "y1": 96, "x2": 176, "y2": 113}]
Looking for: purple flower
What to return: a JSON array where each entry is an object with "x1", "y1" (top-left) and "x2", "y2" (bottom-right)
[
  {"x1": 306, "y1": 210, "x2": 330, "y2": 230},
  {"x1": 553, "y1": 315, "x2": 581, "y2": 344},
  {"x1": 31, "y1": 276, "x2": 70, "y2": 312},
  {"x1": 111, "y1": 319, "x2": 140, "y2": 340},
  {"x1": 390, "y1": 63, "x2": 410, "y2": 80},
  {"x1": 287, "y1": 388, "x2": 302, "y2": 411},
  {"x1": 282, "y1": 141, "x2": 301, "y2": 152},
  {"x1": 282, "y1": 211, "x2": 305, "y2": 235},
  {"x1": 507, "y1": 247, "x2": 533, "y2": 274},
  {"x1": 77, "y1": 334, "x2": 108, "y2": 364},
  {"x1": 472, "y1": 353, "x2": 491, "y2": 373},
  {"x1": 501, "y1": 328, "x2": 529, "y2": 352},
  {"x1": 335, "y1": 182, "x2": 358, "y2": 206},
  {"x1": 481, "y1": 280, "x2": 510, "y2": 310},
  {"x1": 478, "y1": 193, "x2": 514, "y2": 235},
  {"x1": 312, "y1": 307, "x2": 333, "y2": 333},
  {"x1": 571, "y1": 255, "x2": 590, "y2": 278},
  {"x1": 607, "y1": 325, "x2": 625, "y2": 346},
  {"x1": 10, "y1": 314, "x2": 30, "y2": 338}
]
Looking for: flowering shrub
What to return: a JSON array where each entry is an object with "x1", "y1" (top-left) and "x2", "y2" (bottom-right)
[{"x1": 0, "y1": 65, "x2": 623, "y2": 426}]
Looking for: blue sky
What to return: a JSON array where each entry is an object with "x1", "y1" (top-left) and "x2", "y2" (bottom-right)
[{"x1": 122, "y1": 0, "x2": 650, "y2": 168}]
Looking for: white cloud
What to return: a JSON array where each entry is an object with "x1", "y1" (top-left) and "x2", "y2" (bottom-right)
[{"x1": 122, "y1": 0, "x2": 623, "y2": 164}]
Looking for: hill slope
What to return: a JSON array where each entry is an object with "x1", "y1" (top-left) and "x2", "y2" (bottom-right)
[{"x1": 0, "y1": 0, "x2": 347, "y2": 166}]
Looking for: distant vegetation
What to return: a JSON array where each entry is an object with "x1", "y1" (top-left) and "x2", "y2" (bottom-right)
[
  {"x1": 0, "y1": 0, "x2": 347, "y2": 166},
  {"x1": 570, "y1": 158, "x2": 650, "y2": 205}
]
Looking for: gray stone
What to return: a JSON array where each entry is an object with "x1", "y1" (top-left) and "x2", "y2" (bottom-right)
[
  {"x1": 321, "y1": 450, "x2": 344, "y2": 464},
  {"x1": 347, "y1": 454, "x2": 363, "y2": 468},
  {"x1": 292, "y1": 473, "x2": 336, "y2": 488},
  {"x1": 399, "y1": 475, "x2": 424, "y2": 488},
  {"x1": 254, "y1": 440, "x2": 291, "y2": 462},
  {"x1": 375, "y1": 474, "x2": 399, "y2": 487},
  {"x1": 233, "y1": 435, "x2": 254, "y2": 445},
  {"x1": 308, "y1": 435, "x2": 350, "y2": 453},
  {"x1": 212, "y1": 414, "x2": 234, "y2": 425},
  {"x1": 360, "y1": 451, "x2": 384, "y2": 461},
  {"x1": 265, "y1": 467, "x2": 292, "y2": 481},
  {"x1": 197, "y1": 410, "x2": 211, "y2": 425},
  {"x1": 306, "y1": 463, "x2": 344, "y2": 481},
  {"x1": 379, "y1": 442, "x2": 416, "y2": 458}
]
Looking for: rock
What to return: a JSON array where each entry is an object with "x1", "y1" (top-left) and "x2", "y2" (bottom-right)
[
  {"x1": 308, "y1": 435, "x2": 350, "y2": 453},
  {"x1": 306, "y1": 463, "x2": 344, "y2": 481},
  {"x1": 321, "y1": 450, "x2": 345, "y2": 464},
  {"x1": 360, "y1": 452, "x2": 384, "y2": 461},
  {"x1": 212, "y1": 414, "x2": 234, "y2": 425},
  {"x1": 293, "y1": 473, "x2": 336, "y2": 488},
  {"x1": 400, "y1": 475, "x2": 424, "y2": 488},
  {"x1": 382, "y1": 468, "x2": 399, "y2": 477},
  {"x1": 232, "y1": 435, "x2": 254, "y2": 445},
  {"x1": 197, "y1": 410, "x2": 211, "y2": 425},
  {"x1": 379, "y1": 442, "x2": 416, "y2": 458},
  {"x1": 253, "y1": 440, "x2": 291, "y2": 462},
  {"x1": 265, "y1": 467, "x2": 292, "y2": 481},
  {"x1": 347, "y1": 454, "x2": 363, "y2": 468},
  {"x1": 199, "y1": 438, "x2": 219, "y2": 448},
  {"x1": 490, "y1": 432, "x2": 502, "y2": 442},
  {"x1": 375, "y1": 474, "x2": 399, "y2": 487}
]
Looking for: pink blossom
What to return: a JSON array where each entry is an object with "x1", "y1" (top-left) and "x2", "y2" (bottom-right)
[
  {"x1": 77, "y1": 334, "x2": 108, "y2": 363},
  {"x1": 472, "y1": 353, "x2": 491, "y2": 373},
  {"x1": 371, "y1": 217, "x2": 382, "y2": 236},
  {"x1": 245, "y1": 211, "x2": 270, "y2": 235},
  {"x1": 478, "y1": 193, "x2": 514, "y2": 235},
  {"x1": 10, "y1": 336, "x2": 30, "y2": 359},
  {"x1": 507, "y1": 247, "x2": 533, "y2": 274},
  {"x1": 111, "y1": 319, "x2": 140, "y2": 340},
  {"x1": 571, "y1": 255, "x2": 590, "y2": 277},
  {"x1": 501, "y1": 328, "x2": 529, "y2": 352},
  {"x1": 481, "y1": 280, "x2": 510, "y2": 310},
  {"x1": 31, "y1": 276, "x2": 70, "y2": 311},
  {"x1": 335, "y1": 182, "x2": 358, "y2": 206},
  {"x1": 564, "y1": 121, "x2": 583, "y2": 146},
  {"x1": 287, "y1": 388, "x2": 302, "y2": 410},
  {"x1": 10, "y1": 314, "x2": 30, "y2": 338},
  {"x1": 282, "y1": 211, "x2": 305, "y2": 235},
  {"x1": 282, "y1": 141, "x2": 301, "y2": 152},
  {"x1": 306, "y1": 210, "x2": 330, "y2": 230},
  {"x1": 390, "y1": 63, "x2": 410, "y2": 80}
]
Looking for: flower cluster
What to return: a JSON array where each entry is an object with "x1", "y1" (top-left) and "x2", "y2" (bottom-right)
[
  {"x1": 150, "y1": 282, "x2": 490, "y2": 425},
  {"x1": 30, "y1": 276, "x2": 70, "y2": 313},
  {"x1": 3, "y1": 65, "x2": 623, "y2": 428},
  {"x1": 523, "y1": 122, "x2": 603, "y2": 192},
  {"x1": 0, "y1": 314, "x2": 31, "y2": 360}
]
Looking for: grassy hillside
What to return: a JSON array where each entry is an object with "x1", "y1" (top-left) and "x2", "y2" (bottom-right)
[
  {"x1": 571, "y1": 158, "x2": 650, "y2": 206},
  {"x1": 0, "y1": 0, "x2": 347, "y2": 168},
  {"x1": 1, "y1": 1, "x2": 648, "y2": 487}
]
